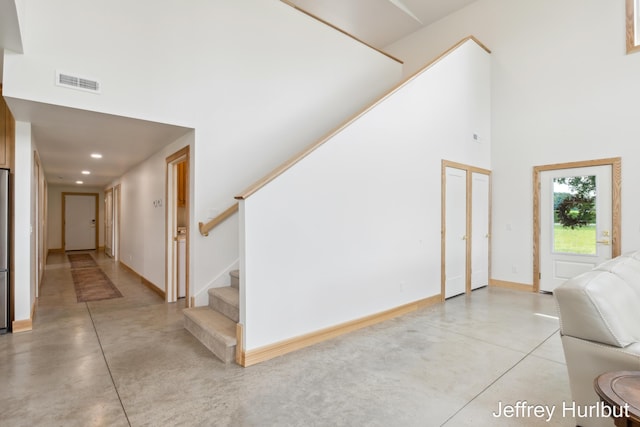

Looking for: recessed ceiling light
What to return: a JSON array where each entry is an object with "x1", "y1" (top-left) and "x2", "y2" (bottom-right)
[
  {"x1": 91, "y1": 153, "x2": 102, "y2": 159},
  {"x1": 82, "y1": 170, "x2": 91, "y2": 175},
  {"x1": 75, "y1": 181, "x2": 84, "y2": 184}
]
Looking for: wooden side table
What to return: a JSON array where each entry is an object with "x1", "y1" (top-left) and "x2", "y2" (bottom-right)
[{"x1": 595, "y1": 371, "x2": 640, "y2": 427}]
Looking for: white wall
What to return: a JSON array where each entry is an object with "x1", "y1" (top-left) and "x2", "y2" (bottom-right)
[
  {"x1": 387, "y1": 0, "x2": 640, "y2": 286},
  {"x1": 108, "y1": 132, "x2": 193, "y2": 292},
  {"x1": 241, "y1": 40, "x2": 491, "y2": 350},
  {"x1": 47, "y1": 185, "x2": 105, "y2": 250},
  {"x1": 13, "y1": 121, "x2": 32, "y2": 322},
  {"x1": 2, "y1": 0, "x2": 402, "y2": 303}
]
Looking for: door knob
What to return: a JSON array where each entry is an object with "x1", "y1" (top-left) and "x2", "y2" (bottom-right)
[{"x1": 462, "y1": 235, "x2": 468, "y2": 240}]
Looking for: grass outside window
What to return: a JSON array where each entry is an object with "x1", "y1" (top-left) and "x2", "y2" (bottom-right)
[{"x1": 553, "y1": 224, "x2": 596, "y2": 254}]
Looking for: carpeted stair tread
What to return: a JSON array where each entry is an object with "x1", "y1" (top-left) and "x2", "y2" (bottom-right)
[
  {"x1": 230, "y1": 269, "x2": 239, "y2": 289},
  {"x1": 183, "y1": 307, "x2": 236, "y2": 346},
  {"x1": 208, "y1": 286, "x2": 239, "y2": 323},
  {"x1": 209, "y1": 286, "x2": 239, "y2": 308}
]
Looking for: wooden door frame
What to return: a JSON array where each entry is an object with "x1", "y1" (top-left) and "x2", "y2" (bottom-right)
[
  {"x1": 61, "y1": 192, "x2": 99, "y2": 251},
  {"x1": 104, "y1": 187, "x2": 114, "y2": 257},
  {"x1": 165, "y1": 146, "x2": 190, "y2": 305},
  {"x1": 533, "y1": 157, "x2": 621, "y2": 292},
  {"x1": 441, "y1": 160, "x2": 492, "y2": 301},
  {"x1": 114, "y1": 184, "x2": 121, "y2": 261}
]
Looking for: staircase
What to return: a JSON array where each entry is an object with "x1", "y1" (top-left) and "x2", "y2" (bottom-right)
[{"x1": 183, "y1": 270, "x2": 239, "y2": 363}]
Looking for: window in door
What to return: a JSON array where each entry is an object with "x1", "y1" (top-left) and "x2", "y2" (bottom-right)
[{"x1": 552, "y1": 175, "x2": 596, "y2": 255}]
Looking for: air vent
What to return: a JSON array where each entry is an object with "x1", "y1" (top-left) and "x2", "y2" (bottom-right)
[{"x1": 56, "y1": 71, "x2": 101, "y2": 93}]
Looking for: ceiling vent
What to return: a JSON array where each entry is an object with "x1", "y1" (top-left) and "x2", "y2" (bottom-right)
[{"x1": 55, "y1": 71, "x2": 101, "y2": 93}]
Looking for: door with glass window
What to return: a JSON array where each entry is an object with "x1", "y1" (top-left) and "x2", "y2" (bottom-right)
[{"x1": 539, "y1": 166, "x2": 612, "y2": 292}]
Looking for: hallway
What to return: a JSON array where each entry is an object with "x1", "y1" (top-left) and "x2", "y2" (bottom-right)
[{"x1": 0, "y1": 252, "x2": 574, "y2": 426}]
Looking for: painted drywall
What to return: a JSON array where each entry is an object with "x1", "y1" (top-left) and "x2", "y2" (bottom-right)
[
  {"x1": 13, "y1": 121, "x2": 32, "y2": 322},
  {"x1": 46, "y1": 185, "x2": 105, "y2": 251},
  {"x1": 107, "y1": 132, "x2": 193, "y2": 292},
  {"x1": 387, "y1": 0, "x2": 640, "y2": 287},
  {"x1": 2, "y1": 0, "x2": 402, "y2": 305},
  {"x1": 241, "y1": 40, "x2": 491, "y2": 350}
]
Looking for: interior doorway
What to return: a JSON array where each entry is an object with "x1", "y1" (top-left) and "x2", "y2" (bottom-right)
[
  {"x1": 105, "y1": 188, "x2": 113, "y2": 257},
  {"x1": 62, "y1": 193, "x2": 98, "y2": 251},
  {"x1": 165, "y1": 147, "x2": 190, "y2": 304},
  {"x1": 113, "y1": 184, "x2": 121, "y2": 261},
  {"x1": 441, "y1": 160, "x2": 492, "y2": 300},
  {"x1": 533, "y1": 158, "x2": 621, "y2": 292}
]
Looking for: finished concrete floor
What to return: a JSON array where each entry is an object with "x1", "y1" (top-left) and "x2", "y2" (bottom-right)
[{"x1": 1, "y1": 251, "x2": 579, "y2": 426}]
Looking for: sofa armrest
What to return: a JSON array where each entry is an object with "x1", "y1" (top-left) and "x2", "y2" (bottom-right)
[{"x1": 561, "y1": 335, "x2": 640, "y2": 427}]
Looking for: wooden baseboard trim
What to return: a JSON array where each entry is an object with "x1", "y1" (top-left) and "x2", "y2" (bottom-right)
[
  {"x1": 489, "y1": 279, "x2": 534, "y2": 292},
  {"x1": 48, "y1": 248, "x2": 64, "y2": 255},
  {"x1": 141, "y1": 276, "x2": 165, "y2": 299},
  {"x1": 119, "y1": 261, "x2": 166, "y2": 299},
  {"x1": 12, "y1": 317, "x2": 32, "y2": 333},
  {"x1": 240, "y1": 294, "x2": 442, "y2": 367}
]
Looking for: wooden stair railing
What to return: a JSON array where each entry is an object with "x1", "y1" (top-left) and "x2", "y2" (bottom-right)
[{"x1": 199, "y1": 203, "x2": 239, "y2": 237}]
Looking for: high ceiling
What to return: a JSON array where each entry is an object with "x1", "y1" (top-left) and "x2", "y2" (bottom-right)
[
  {"x1": 2, "y1": 0, "x2": 477, "y2": 188},
  {"x1": 285, "y1": 0, "x2": 478, "y2": 49}
]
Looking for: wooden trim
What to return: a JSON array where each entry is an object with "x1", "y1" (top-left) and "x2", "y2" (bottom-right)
[
  {"x1": 236, "y1": 36, "x2": 491, "y2": 201},
  {"x1": 119, "y1": 261, "x2": 166, "y2": 299},
  {"x1": 48, "y1": 248, "x2": 64, "y2": 254},
  {"x1": 236, "y1": 323, "x2": 245, "y2": 366},
  {"x1": 141, "y1": 276, "x2": 165, "y2": 299},
  {"x1": 440, "y1": 164, "x2": 446, "y2": 302},
  {"x1": 532, "y1": 157, "x2": 622, "y2": 292},
  {"x1": 489, "y1": 279, "x2": 534, "y2": 292},
  {"x1": 12, "y1": 318, "x2": 32, "y2": 333},
  {"x1": 104, "y1": 187, "x2": 114, "y2": 257},
  {"x1": 61, "y1": 192, "x2": 99, "y2": 251},
  {"x1": 198, "y1": 203, "x2": 238, "y2": 237},
  {"x1": 279, "y1": 0, "x2": 404, "y2": 64},
  {"x1": 627, "y1": 0, "x2": 640, "y2": 54},
  {"x1": 240, "y1": 294, "x2": 441, "y2": 367}
]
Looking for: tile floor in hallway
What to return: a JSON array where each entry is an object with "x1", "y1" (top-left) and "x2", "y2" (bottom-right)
[{"x1": 0, "y1": 251, "x2": 578, "y2": 427}]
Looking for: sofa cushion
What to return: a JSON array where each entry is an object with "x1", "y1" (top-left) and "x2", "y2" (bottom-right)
[
  {"x1": 555, "y1": 270, "x2": 640, "y2": 347},
  {"x1": 593, "y1": 256, "x2": 640, "y2": 297}
]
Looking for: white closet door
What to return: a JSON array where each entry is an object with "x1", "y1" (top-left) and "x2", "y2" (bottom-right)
[
  {"x1": 445, "y1": 167, "x2": 467, "y2": 298},
  {"x1": 471, "y1": 172, "x2": 490, "y2": 290}
]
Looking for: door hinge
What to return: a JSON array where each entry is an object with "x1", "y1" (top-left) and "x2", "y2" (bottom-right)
[{"x1": 539, "y1": 272, "x2": 541, "y2": 279}]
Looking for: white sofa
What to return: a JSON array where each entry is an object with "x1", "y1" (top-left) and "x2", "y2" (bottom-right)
[{"x1": 555, "y1": 251, "x2": 640, "y2": 427}]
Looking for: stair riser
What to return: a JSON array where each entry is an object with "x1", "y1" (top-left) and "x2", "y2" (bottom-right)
[
  {"x1": 230, "y1": 273, "x2": 239, "y2": 289},
  {"x1": 209, "y1": 296, "x2": 239, "y2": 323},
  {"x1": 184, "y1": 316, "x2": 236, "y2": 363}
]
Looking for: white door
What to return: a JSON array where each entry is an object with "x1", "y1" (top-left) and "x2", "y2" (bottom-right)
[
  {"x1": 445, "y1": 167, "x2": 468, "y2": 298},
  {"x1": 540, "y1": 166, "x2": 612, "y2": 292},
  {"x1": 471, "y1": 172, "x2": 490, "y2": 290},
  {"x1": 65, "y1": 194, "x2": 96, "y2": 251}
]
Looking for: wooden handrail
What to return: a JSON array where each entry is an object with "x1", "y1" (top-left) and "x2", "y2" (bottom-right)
[
  {"x1": 199, "y1": 203, "x2": 239, "y2": 237},
  {"x1": 235, "y1": 36, "x2": 490, "y2": 201}
]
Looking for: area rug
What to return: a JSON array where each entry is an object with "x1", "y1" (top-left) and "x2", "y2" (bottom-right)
[
  {"x1": 70, "y1": 267, "x2": 123, "y2": 302},
  {"x1": 67, "y1": 253, "x2": 98, "y2": 269}
]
